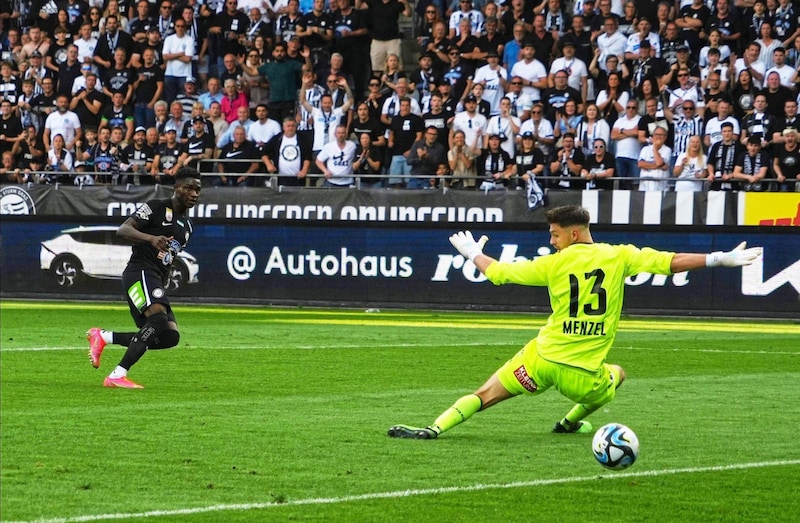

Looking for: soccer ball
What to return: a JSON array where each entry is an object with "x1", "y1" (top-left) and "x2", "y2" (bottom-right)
[{"x1": 592, "y1": 423, "x2": 639, "y2": 470}]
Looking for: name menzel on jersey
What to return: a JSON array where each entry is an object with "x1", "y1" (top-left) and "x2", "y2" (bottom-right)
[{"x1": 562, "y1": 320, "x2": 606, "y2": 336}]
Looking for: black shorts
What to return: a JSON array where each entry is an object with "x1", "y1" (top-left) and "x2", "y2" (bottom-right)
[{"x1": 122, "y1": 268, "x2": 176, "y2": 328}]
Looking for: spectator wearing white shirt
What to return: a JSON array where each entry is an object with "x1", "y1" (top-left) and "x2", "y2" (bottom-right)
[
  {"x1": 484, "y1": 97, "x2": 521, "y2": 158},
  {"x1": 162, "y1": 18, "x2": 195, "y2": 104},
  {"x1": 734, "y1": 42, "x2": 767, "y2": 90},
  {"x1": 610, "y1": 100, "x2": 641, "y2": 189},
  {"x1": 246, "y1": 104, "x2": 282, "y2": 151},
  {"x1": 509, "y1": 41, "x2": 548, "y2": 103},
  {"x1": 637, "y1": 126, "x2": 672, "y2": 191},
  {"x1": 549, "y1": 41, "x2": 589, "y2": 103},
  {"x1": 765, "y1": 47, "x2": 795, "y2": 88},
  {"x1": 704, "y1": 98, "x2": 740, "y2": 149},
  {"x1": 315, "y1": 124, "x2": 356, "y2": 187},
  {"x1": 472, "y1": 51, "x2": 508, "y2": 116},
  {"x1": 596, "y1": 17, "x2": 627, "y2": 64},
  {"x1": 74, "y1": 24, "x2": 98, "y2": 65},
  {"x1": 624, "y1": 19, "x2": 661, "y2": 61},
  {"x1": 450, "y1": 94, "x2": 487, "y2": 151},
  {"x1": 44, "y1": 94, "x2": 82, "y2": 153},
  {"x1": 449, "y1": 1, "x2": 484, "y2": 38}
]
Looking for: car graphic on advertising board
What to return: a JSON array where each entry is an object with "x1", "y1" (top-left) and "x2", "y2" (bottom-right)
[{"x1": 40, "y1": 226, "x2": 199, "y2": 290}]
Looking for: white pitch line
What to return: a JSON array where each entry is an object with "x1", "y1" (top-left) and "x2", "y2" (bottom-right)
[
  {"x1": 2, "y1": 344, "x2": 799, "y2": 356},
  {"x1": 4, "y1": 459, "x2": 799, "y2": 523}
]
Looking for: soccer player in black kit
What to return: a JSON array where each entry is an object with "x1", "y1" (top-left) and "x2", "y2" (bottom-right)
[{"x1": 86, "y1": 168, "x2": 202, "y2": 389}]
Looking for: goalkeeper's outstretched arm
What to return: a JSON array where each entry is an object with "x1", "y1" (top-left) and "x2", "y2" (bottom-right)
[{"x1": 671, "y1": 242, "x2": 763, "y2": 273}]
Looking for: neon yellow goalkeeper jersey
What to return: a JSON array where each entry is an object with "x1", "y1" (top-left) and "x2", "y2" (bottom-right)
[{"x1": 484, "y1": 243, "x2": 675, "y2": 372}]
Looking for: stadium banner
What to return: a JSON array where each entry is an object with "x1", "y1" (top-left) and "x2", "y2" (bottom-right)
[
  {"x1": 2, "y1": 220, "x2": 797, "y2": 316},
  {"x1": 741, "y1": 192, "x2": 800, "y2": 226},
  {"x1": 0, "y1": 184, "x2": 748, "y2": 226}
]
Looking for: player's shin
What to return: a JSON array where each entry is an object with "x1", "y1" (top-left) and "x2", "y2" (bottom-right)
[
  {"x1": 562, "y1": 403, "x2": 599, "y2": 427},
  {"x1": 431, "y1": 394, "x2": 483, "y2": 434},
  {"x1": 118, "y1": 312, "x2": 170, "y2": 370}
]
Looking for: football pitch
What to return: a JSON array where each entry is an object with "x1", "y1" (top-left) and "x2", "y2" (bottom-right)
[{"x1": 1, "y1": 300, "x2": 799, "y2": 522}]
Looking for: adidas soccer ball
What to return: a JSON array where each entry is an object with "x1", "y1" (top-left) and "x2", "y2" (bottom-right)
[{"x1": 592, "y1": 423, "x2": 639, "y2": 470}]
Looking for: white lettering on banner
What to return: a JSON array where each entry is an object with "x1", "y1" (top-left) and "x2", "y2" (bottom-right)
[
  {"x1": 741, "y1": 256, "x2": 800, "y2": 296},
  {"x1": 431, "y1": 244, "x2": 549, "y2": 282},
  {"x1": 339, "y1": 206, "x2": 502, "y2": 222},
  {"x1": 625, "y1": 272, "x2": 690, "y2": 287},
  {"x1": 263, "y1": 247, "x2": 413, "y2": 278},
  {"x1": 431, "y1": 244, "x2": 691, "y2": 287},
  {"x1": 109, "y1": 202, "x2": 503, "y2": 223},
  {"x1": 227, "y1": 245, "x2": 257, "y2": 280}
]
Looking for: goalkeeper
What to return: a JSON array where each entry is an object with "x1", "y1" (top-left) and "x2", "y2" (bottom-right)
[{"x1": 388, "y1": 205, "x2": 762, "y2": 439}]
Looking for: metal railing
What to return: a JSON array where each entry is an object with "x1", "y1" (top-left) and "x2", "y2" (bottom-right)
[{"x1": 9, "y1": 162, "x2": 800, "y2": 194}]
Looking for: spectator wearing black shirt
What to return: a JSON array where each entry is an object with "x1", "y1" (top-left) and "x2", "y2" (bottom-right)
[
  {"x1": 387, "y1": 97, "x2": 423, "y2": 187},
  {"x1": 178, "y1": 116, "x2": 215, "y2": 169},
  {"x1": 120, "y1": 126, "x2": 156, "y2": 184},
  {"x1": 352, "y1": 131, "x2": 384, "y2": 187},
  {"x1": 103, "y1": 47, "x2": 135, "y2": 105},
  {"x1": 360, "y1": 0, "x2": 412, "y2": 75},
  {"x1": 30, "y1": 77, "x2": 59, "y2": 131},
  {"x1": 209, "y1": 0, "x2": 250, "y2": 64},
  {"x1": 101, "y1": 93, "x2": 135, "y2": 143},
  {"x1": 56, "y1": 44, "x2": 81, "y2": 96},
  {"x1": 153, "y1": 127, "x2": 183, "y2": 182},
  {"x1": 333, "y1": 0, "x2": 371, "y2": 99},
  {"x1": 514, "y1": 131, "x2": 545, "y2": 189},
  {"x1": 422, "y1": 92, "x2": 454, "y2": 150},
  {"x1": 407, "y1": 125, "x2": 447, "y2": 189},
  {"x1": 0, "y1": 99, "x2": 24, "y2": 155},
  {"x1": 93, "y1": 15, "x2": 134, "y2": 75},
  {"x1": 477, "y1": 133, "x2": 515, "y2": 190},
  {"x1": 133, "y1": 48, "x2": 164, "y2": 129},
  {"x1": 68, "y1": 72, "x2": 104, "y2": 131},
  {"x1": 580, "y1": 138, "x2": 616, "y2": 190},
  {"x1": 217, "y1": 125, "x2": 259, "y2": 186},
  {"x1": 129, "y1": 0, "x2": 156, "y2": 43}
]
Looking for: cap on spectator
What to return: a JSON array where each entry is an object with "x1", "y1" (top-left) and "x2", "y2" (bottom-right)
[
  {"x1": 165, "y1": 127, "x2": 177, "y2": 133},
  {"x1": 192, "y1": 115, "x2": 205, "y2": 124},
  {"x1": 31, "y1": 50, "x2": 42, "y2": 58},
  {"x1": 419, "y1": 51, "x2": 434, "y2": 60},
  {"x1": 488, "y1": 133, "x2": 501, "y2": 140},
  {"x1": 640, "y1": 40, "x2": 652, "y2": 49},
  {"x1": 522, "y1": 40, "x2": 535, "y2": 48},
  {"x1": 448, "y1": 44, "x2": 460, "y2": 52},
  {"x1": 186, "y1": 76, "x2": 196, "y2": 84},
  {"x1": 747, "y1": 136, "x2": 762, "y2": 145},
  {"x1": 561, "y1": 40, "x2": 575, "y2": 49},
  {"x1": 135, "y1": 126, "x2": 146, "y2": 133},
  {"x1": 676, "y1": 44, "x2": 689, "y2": 53},
  {"x1": 782, "y1": 127, "x2": 797, "y2": 136},
  {"x1": 487, "y1": 50, "x2": 499, "y2": 58},
  {"x1": 464, "y1": 94, "x2": 477, "y2": 103},
  {"x1": 521, "y1": 131, "x2": 534, "y2": 139}
]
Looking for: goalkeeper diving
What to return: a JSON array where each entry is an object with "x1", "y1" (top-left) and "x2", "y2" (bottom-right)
[{"x1": 388, "y1": 205, "x2": 763, "y2": 439}]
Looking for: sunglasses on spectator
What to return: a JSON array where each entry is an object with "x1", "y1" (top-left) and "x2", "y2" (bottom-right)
[
  {"x1": 677, "y1": 73, "x2": 688, "y2": 77},
  {"x1": 510, "y1": 81, "x2": 522, "y2": 85},
  {"x1": 594, "y1": 144, "x2": 605, "y2": 148},
  {"x1": 626, "y1": 105, "x2": 637, "y2": 109},
  {"x1": 426, "y1": 9, "x2": 436, "y2": 13},
  {"x1": 683, "y1": 105, "x2": 695, "y2": 110},
  {"x1": 369, "y1": 82, "x2": 380, "y2": 86}
]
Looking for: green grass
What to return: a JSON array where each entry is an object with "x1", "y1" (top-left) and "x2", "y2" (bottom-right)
[{"x1": 1, "y1": 301, "x2": 799, "y2": 522}]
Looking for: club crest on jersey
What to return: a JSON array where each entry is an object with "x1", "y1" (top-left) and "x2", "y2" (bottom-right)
[
  {"x1": 165, "y1": 208, "x2": 173, "y2": 222},
  {"x1": 152, "y1": 288, "x2": 165, "y2": 299}
]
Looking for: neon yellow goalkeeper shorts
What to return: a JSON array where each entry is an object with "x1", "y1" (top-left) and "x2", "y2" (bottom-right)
[{"x1": 496, "y1": 339, "x2": 620, "y2": 407}]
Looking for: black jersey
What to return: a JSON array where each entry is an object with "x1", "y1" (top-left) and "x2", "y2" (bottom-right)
[{"x1": 126, "y1": 197, "x2": 193, "y2": 279}]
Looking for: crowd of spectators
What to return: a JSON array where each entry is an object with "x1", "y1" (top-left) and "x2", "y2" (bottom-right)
[{"x1": 0, "y1": 0, "x2": 798, "y2": 191}]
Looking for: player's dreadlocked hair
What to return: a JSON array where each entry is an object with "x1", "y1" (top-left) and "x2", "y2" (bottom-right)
[
  {"x1": 546, "y1": 206, "x2": 591, "y2": 228},
  {"x1": 175, "y1": 167, "x2": 202, "y2": 185}
]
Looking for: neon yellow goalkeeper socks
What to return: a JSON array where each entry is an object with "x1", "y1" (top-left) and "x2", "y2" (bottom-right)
[
  {"x1": 563, "y1": 403, "x2": 600, "y2": 426},
  {"x1": 431, "y1": 394, "x2": 482, "y2": 434}
]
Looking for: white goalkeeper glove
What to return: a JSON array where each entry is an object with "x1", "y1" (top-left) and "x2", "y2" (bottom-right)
[
  {"x1": 706, "y1": 242, "x2": 763, "y2": 268},
  {"x1": 449, "y1": 231, "x2": 489, "y2": 262}
]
